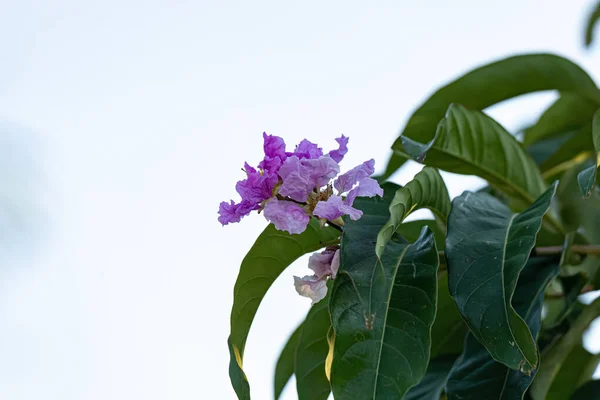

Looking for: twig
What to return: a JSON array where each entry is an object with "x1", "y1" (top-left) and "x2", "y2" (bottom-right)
[{"x1": 535, "y1": 244, "x2": 600, "y2": 256}]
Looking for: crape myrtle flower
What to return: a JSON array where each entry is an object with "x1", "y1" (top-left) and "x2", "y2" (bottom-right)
[
  {"x1": 218, "y1": 132, "x2": 382, "y2": 234},
  {"x1": 294, "y1": 247, "x2": 340, "y2": 304},
  {"x1": 218, "y1": 132, "x2": 383, "y2": 303}
]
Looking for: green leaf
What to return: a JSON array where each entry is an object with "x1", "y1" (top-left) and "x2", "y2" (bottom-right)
[
  {"x1": 446, "y1": 183, "x2": 557, "y2": 373},
  {"x1": 228, "y1": 220, "x2": 339, "y2": 399},
  {"x1": 396, "y1": 220, "x2": 446, "y2": 251},
  {"x1": 404, "y1": 355, "x2": 457, "y2": 400},
  {"x1": 445, "y1": 256, "x2": 560, "y2": 400},
  {"x1": 546, "y1": 343, "x2": 600, "y2": 400},
  {"x1": 585, "y1": 1, "x2": 600, "y2": 47},
  {"x1": 571, "y1": 380, "x2": 600, "y2": 399},
  {"x1": 329, "y1": 194, "x2": 439, "y2": 399},
  {"x1": 523, "y1": 94, "x2": 598, "y2": 146},
  {"x1": 577, "y1": 109, "x2": 600, "y2": 197},
  {"x1": 381, "y1": 53, "x2": 600, "y2": 180},
  {"x1": 396, "y1": 104, "x2": 551, "y2": 212},
  {"x1": 539, "y1": 123, "x2": 592, "y2": 171},
  {"x1": 530, "y1": 297, "x2": 600, "y2": 399},
  {"x1": 376, "y1": 166, "x2": 450, "y2": 257},
  {"x1": 430, "y1": 272, "x2": 467, "y2": 359},
  {"x1": 295, "y1": 292, "x2": 332, "y2": 400},
  {"x1": 273, "y1": 323, "x2": 303, "y2": 400}
]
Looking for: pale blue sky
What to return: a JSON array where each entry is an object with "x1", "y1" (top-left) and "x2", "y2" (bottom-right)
[{"x1": 1, "y1": 1, "x2": 599, "y2": 399}]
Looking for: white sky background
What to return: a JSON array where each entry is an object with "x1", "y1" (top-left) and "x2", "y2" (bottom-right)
[{"x1": 1, "y1": 0, "x2": 600, "y2": 399}]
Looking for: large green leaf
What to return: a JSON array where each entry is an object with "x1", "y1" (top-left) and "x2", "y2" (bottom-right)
[
  {"x1": 446, "y1": 184, "x2": 557, "y2": 373},
  {"x1": 404, "y1": 355, "x2": 457, "y2": 400},
  {"x1": 273, "y1": 323, "x2": 303, "y2": 400},
  {"x1": 395, "y1": 104, "x2": 549, "y2": 212},
  {"x1": 381, "y1": 54, "x2": 600, "y2": 179},
  {"x1": 546, "y1": 343, "x2": 600, "y2": 400},
  {"x1": 376, "y1": 166, "x2": 450, "y2": 257},
  {"x1": 523, "y1": 94, "x2": 598, "y2": 146},
  {"x1": 537, "y1": 124, "x2": 592, "y2": 177},
  {"x1": 329, "y1": 195, "x2": 439, "y2": 399},
  {"x1": 577, "y1": 109, "x2": 600, "y2": 197},
  {"x1": 397, "y1": 220, "x2": 446, "y2": 251},
  {"x1": 445, "y1": 256, "x2": 559, "y2": 400},
  {"x1": 228, "y1": 220, "x2": 339, "y2": 399},
  {"x1": 430, "y1": 272, "x2": 467, "y2": 359},
  {"x1": 295, "y1": 292, "x2": 332, "y2": 400}
]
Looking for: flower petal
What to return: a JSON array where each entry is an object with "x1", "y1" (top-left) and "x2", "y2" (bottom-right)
[
  {"x1": 313, "y1": 195, "x2": 363, "y2": 221},
  {"x1": 294, "y1": 275, "x2": 328, "y2": 304},
  {"x1": 235, "y1": 166, "x2": 279, "y2": 205},
  {"x1": 217, "y1": 200, "x2": 257, "y2": 225},
  {"x1": 334, "y1": 159, "x2": 376, "y2": 193},
  {"x1": 330, "y1": 249, "x2": 340, "y2": 279},
  {"x1": 262, "y1": 132, "x2": 287, "y2": 160},
  {"x1": 308, "y1": 250, "x2": 336, "y2": 279},
  {"x1": 263, "y1": 198, "x2": 310, "y2": 234},
  {"x1": 345, "y1": 177, "x2": 384, "y2": 206},
  {"x1": 328, "y1": 135, "x2": 349, "y2": 163},
  {"x1": 278, "y1": 155, "x2": 340, "y2": 202},
  {"x1": 278, "y1": 156, "x2": 312, "y2": 202},
  {"x1": 302, "y1": 155, "x2": 340, "y2": 188},
  {"x1": 294, "y1": 139, "x2": 323, "y2": 159}
]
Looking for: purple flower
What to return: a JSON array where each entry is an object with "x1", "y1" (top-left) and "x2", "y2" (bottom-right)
[
  {"x1": 345, "y1": 177, "x2": 384, "y2": 206},
  {"x1": 328, "y1": 135, "x2": 349, "y2": 163},
  {"x1": 293, "y1": 139, "x2": 323, "y2": 159},
  {"x1": 313, "y1": 195, "x2": 363, "y2": 221},
  {"x1": 308, "y1": 249, "x2": 337, "y2": 279},
  {"x1": 218, "y1": 200, "x2": 259, "y2": 225},
  {"x1": 334, "y1": 159, "x2": 376, "y2": 193},
  {"x1": 218, "y1": 132, "x2": 382, "y2": 235},
  {"x1": 258, "y1": 132, "x2": 287, "y2": 173},
  {"x1": 295, "y1": 248, "x2": 340, "y2": 304},
  {"x1": 235, "y1": 163, "x2": 278, "y2": 204},
  {"x1": 294, "y1": 275, "x2": 327, "y2": 304},
  {"x1": 278, "y1": 155, "x2": 339, "y2": 202},
  {"x1": 263, "y1": 198, "x2": 310, "y2": 234}
]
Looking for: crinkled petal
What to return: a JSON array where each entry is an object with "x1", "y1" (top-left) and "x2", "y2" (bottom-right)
[
  {"x1": 334, "y1": 159, "x2": 376, "y2": 193},
  {"x1": 258, "y1": 156, "x2": 282, "y2": 174},
  {"x1": 294, "y1": 275, "x2": 328, "y2": 304},
  {"x1": 330, "y1": 250, "x2": 340, "y2": 279},
  {"x1": 302, "y1": 155, "x2": 340, "y2": 188},
  {"x1": 278, "y1": 155, "x2": 340, "y2": 202},
  {"x1": 313, "y1": 195, "x2": 363, "y2": 221},
  {"x1": 263, "y1": 132, "x2": 287, "y2": 160},
  {"x1": 263, "y1": 198, "x2": 310, "y2": 234},
  {"x1": 345, "y1": 177, "x2": 384, "y2": 206},
  {"x1": 217, "y1": 200, "x2": 257, "y2": 225},
  {"x1": 328, "y1": 135, "x2": 349, "y2": 163},
  {"x1": 308, "y1": 250, "x2": 336, "y2": 279},
  {"x1": 294, "y1": 139, "x2": 323, "y2": 159},
  {"x1": 278, "y1": 156, "x2": 312, "y2": 202},
  {"x1": 235, "y1": 167, "x2": 278, "y2": 204}
]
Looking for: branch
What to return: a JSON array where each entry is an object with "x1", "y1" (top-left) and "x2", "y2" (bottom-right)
[{"x1": 535, "y1": 244, "x2": 600, "y2": 256}]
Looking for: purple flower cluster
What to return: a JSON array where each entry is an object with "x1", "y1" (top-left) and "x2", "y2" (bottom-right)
[{"x1": 218, "y1": 132, "x2": 383, "y2": 235}]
